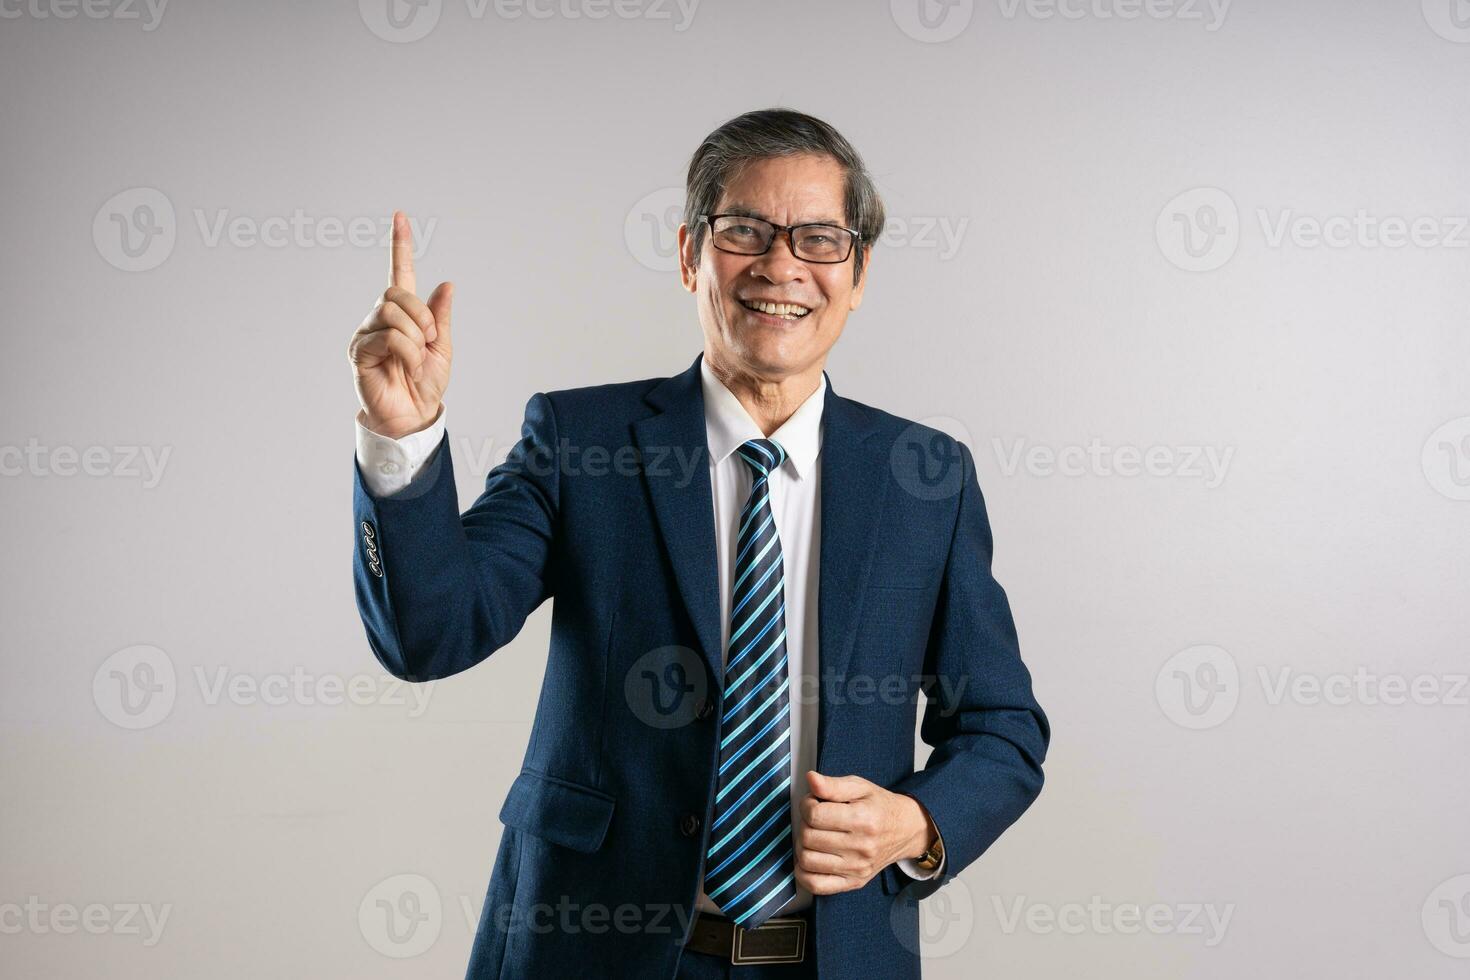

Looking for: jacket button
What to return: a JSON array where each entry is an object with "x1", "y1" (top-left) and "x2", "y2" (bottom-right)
[
  {"x1": 679, "y1": 812, "x2": 702, "y2": 838},
  {"x1": 695, "y1": 698, "x2": 714, "y2": 721}
]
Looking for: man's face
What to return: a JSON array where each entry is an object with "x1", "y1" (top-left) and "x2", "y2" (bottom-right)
[{"x1": 679, "y1": 153, "x2": 869, "y2": 380}]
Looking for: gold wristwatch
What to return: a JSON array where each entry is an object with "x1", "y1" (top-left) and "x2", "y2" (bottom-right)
[
  {"x1": 903, "y1": 793, "x2": 944, "y2": 872},
  {"x1": 914, "y1": 834, "x2": 944, "y2": 872}
]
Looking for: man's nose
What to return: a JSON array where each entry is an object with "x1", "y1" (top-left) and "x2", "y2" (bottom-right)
[{"x1": 748, "y1": 233, "x2": 807, "y2": 283}]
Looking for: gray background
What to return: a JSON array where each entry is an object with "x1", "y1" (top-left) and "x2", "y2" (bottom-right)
[{"x1": 2, "y1": 0, "x2": 1468, "y2": 976}]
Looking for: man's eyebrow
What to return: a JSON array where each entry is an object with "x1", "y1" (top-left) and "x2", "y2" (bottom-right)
[{"x1": 720, "y1": 204, "x2": 846, "y2": 226}]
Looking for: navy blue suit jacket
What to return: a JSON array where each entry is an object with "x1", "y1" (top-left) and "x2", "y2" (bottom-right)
[{"x1": 352, "y1": 352, "x2": 1049, "y2": 979}]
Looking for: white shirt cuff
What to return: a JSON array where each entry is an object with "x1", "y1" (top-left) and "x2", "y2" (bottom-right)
[{"x1": 354, "y1": 405, "x2": 447, "y2": 498}]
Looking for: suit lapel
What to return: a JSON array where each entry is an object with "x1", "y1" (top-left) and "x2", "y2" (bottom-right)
[
  {"x1": 815, "y1": 374, "x2": 889, "y2": 770},
  {"x1": 632, "y1": 353, "x2": 725, "y2": 685}
]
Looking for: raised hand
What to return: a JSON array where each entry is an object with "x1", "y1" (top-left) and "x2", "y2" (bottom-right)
[{"x1": 348, "y1": 210, "x2": 453, "y2": 438}]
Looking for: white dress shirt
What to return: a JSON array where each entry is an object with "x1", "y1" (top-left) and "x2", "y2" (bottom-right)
[{"x1": 354, "y1": 361, "x2": 942, "y2": 916}]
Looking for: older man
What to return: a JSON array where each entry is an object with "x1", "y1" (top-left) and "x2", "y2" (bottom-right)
[{"x1": 347, "y1": 108, "x2": 1049, "y2": 979}]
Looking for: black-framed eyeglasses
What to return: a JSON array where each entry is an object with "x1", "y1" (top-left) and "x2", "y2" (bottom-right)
[{"x1": 699, "y1": 213, "x2": 862, "y2": 264}]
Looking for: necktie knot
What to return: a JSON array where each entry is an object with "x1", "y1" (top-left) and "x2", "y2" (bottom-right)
[{"x1": 737, "y1": 438, "x2": 786, "y2": 478}]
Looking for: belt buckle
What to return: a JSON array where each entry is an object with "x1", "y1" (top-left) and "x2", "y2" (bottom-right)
[{"x1": 731, "y1": 915, "x2": 806, "y2": 965}]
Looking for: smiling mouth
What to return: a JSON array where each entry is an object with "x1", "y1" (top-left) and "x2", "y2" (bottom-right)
[{"x1": 739, "y1": 298, "x2": 812, "y2": 320}]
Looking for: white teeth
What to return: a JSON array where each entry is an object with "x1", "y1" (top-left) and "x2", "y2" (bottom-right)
[{"x1": 743, "y1": 299, "x2": 810, "y2": 318}]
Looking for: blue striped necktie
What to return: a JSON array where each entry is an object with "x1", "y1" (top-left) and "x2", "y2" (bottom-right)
[{"x1": 702, "y1": 437, "x2": 798, "y2": 929}]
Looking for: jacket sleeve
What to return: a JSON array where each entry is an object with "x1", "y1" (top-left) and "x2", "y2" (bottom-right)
[
  {"x1": 888, "y1": 439, "x2": 1050, "y2": 900},
  {"x1": 351, "y1": 392, "x2": 561, "y2": 682}
]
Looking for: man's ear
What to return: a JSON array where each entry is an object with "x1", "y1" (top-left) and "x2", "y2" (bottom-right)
[
  {"x1": 850, "y1": 243, "x2": 872, "y2": 311},
  {"x1": 678, "y1": 223, "x2": 697, "y2": 293}
]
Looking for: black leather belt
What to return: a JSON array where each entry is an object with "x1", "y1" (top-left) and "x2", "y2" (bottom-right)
[{"x1": 683, "y1": 910, "x2": 809, "y2": 964}]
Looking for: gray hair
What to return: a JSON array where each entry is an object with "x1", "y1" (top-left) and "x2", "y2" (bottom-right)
[{"x1": 684, "y1": 108, "x2": 885, "y2": 286}]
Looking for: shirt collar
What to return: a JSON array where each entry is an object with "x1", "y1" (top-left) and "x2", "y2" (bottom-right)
[{"x1": 700, "y1": 356, "x2": 826, "y2": 480}]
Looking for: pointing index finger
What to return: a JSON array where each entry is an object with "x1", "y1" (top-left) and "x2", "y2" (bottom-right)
[{"x1": 390, "y1": 210, "x2": 416, "y2": 294}]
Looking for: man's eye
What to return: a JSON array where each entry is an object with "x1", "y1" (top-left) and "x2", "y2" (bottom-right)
[{"x1": 728, "y1": 225, "x2": 758, "y2": 237}]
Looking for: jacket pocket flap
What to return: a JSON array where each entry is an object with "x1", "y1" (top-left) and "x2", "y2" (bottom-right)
[{"x1": 498, "y1": 769, "x2": 616, "y2": 854}]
